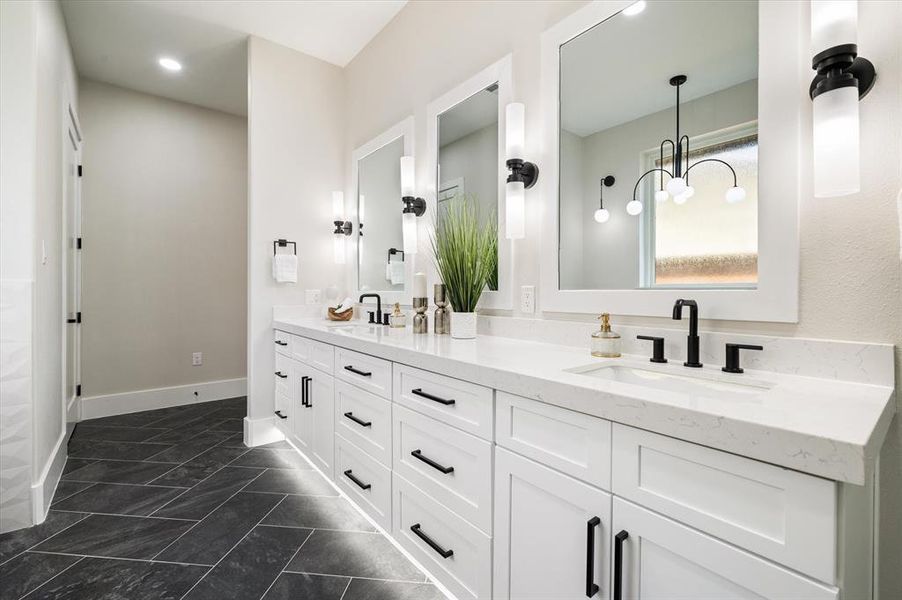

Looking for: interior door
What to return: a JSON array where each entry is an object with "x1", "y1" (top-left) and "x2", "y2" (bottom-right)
[
  {"x1": 308, "y1": 371, "x2": 334, "y2": 477},
  {"x1": 493, "y1": 447, "x2": 612, "y2": 600},
  {"x1": 64, "y1": 106, "x2": 82, "y2": 425}
]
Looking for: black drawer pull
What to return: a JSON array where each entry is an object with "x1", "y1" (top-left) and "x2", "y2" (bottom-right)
[
  {"x1": 343, "y1": 469, "x2": 371, "y2": 490},
  {"x1": 301, "y1": 376, "x2": 309, "y2": 407},
  {"x1": 304, "y1": 376, "x2": 312, "y2": 408},
  {"x1": 344, "y1": 412, "x2": 372, "y2": 427},
  {"x1": 411, "y1": 388, "x2": 455, "y2": 406},
  {"x1": 274, "y1": 410, "x2": 288, "y2": 420},
  {"x1": 410, "y1": 523, "x2": 453, "y2": 559},
  {"x1": 411, "y1": 449, "x2": 454, "y2": 474},
  {"x1": 274, "y1": 340, "x2": 288, "y2": 346},
  {"x1": 614, "y1": 529, "x2": 629, "y2": 600},
  {"x1": 344, "y1": 365, "x2": 372, "y2": 377},
  {"x1": 274, "y1": 371, "x2": 287, "y2": 379},
  {"x1": 586, "y1": 516, "x2": 600, "y2": 597}
]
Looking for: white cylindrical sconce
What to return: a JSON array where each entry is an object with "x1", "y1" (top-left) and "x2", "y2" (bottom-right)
[
  {"x1": 402, "y1": 211, "x2": 417, "y2": 254},
  {"x1": 400, "y1": 156, "x2": 416, "y2": 198},
  {"x1": 505, "y1": 181, "x2": 525, "y2": 240},
  {"x1": 504, "y1": 102, "x2": 538, "y2": 240},
  {"x1": 331, "y1": 190, "x2": 351, "y2": 264},
  {"x1": 505, "y1": 103, "x2": 525, "y2": 160},
  {"x1": 813, "y1": 86, "x2": 860, "y2": 197},
  {"x1": 811, "y1": 0, "x2": 857, "y2": 53}
]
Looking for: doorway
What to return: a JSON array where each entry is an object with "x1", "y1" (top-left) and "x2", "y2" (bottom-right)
[{"x1": 64, "y1": 104, "x2": 82, "y2": 426}]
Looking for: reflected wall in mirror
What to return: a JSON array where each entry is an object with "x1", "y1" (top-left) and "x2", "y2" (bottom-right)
[
  {"x1": 357, "y1": 136, "x2": 405, "y2": 292},
  {"x1": 559, "y1": 0, "x2": 759, "y2": 291},
  {"x1": 437, "y1": 84, "x2": 499, "y2": 290}
]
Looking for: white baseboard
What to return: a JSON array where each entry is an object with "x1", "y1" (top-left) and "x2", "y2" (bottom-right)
[
  {"x1": 80, "y1": 378, "x2": 247, "y2": 420},
  {"x1": 243, "y1": 415, "x2": 284, "y2": 447},
  {"x1": 31, "y1": 431, "x2": 67, "y2": 525}
]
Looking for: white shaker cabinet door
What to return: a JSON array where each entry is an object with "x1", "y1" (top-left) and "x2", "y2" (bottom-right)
[
  {"x1": 306, "y1": 370, "x2": 335, "y2": 478},
  {"x1": 493, "y1": 447, "x2": 612, "y2": 600}
]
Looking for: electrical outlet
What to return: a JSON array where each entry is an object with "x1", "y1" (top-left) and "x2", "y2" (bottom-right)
[
  {"x1": 306, "y1": 289, "x2": 322, "y2": 305},
  {"x1": 192, "y1": 352, "x2": 203, "y2": 366},
  {"x1": 520, "y1": 285, "x2": 535, "y2": 314}
]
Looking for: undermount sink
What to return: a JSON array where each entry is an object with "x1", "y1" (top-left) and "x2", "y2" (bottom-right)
[{"x1": 566, "y1": 362, "x2": 773, "y2": 397}]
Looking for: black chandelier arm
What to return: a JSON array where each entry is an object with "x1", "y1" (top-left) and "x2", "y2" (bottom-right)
[
  {"x1": 659, "y1": 139, "x2": 675, "y2": 188},
  {"x1": 684, "y1": 158, "x2": 738, "y2": 187},
  {"x1": 632, "y1": 168, "x2": 672, "y2": 201},
  {"x1": 679, "y1": 135, "x2": 690, "y2": 181}
]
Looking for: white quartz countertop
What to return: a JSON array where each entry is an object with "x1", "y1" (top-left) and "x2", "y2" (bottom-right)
[{"x1": 273, "y1": 317, "x2": 895, "y2": 485}]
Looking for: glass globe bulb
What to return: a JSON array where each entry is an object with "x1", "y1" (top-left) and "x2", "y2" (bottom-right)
[
  {"x1": 625, "y1": 200, "x2": 643, "y2": 216},
  {"x1": 725, "y1": 186, "x2": 747, "y2": 203},
  {"x1": 666, "y1": 176, "x2": 686, "y2": 196},
  {"x1": 673, "y1": 191, "x2": 690, "y2": 205},
  {"x1": 654, "y1": 189, "x2": 669, "y2": 203},
  {"x1": 594, "y1": 208, "x2": 610, "y2": 223},
  {"x1": 682, "y1": 185, "x2": 695, "y2": 200}
]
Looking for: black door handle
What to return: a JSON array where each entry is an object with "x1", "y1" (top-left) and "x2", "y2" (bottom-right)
[
  {"x1": 344, "y1": 412, "x2": 372, "y2": 427},
  {"x1": 586, "y1": 517, "x2": 600, "y2": 597},
  {"x1": 411, "y1": 449, "x2": 454, "y2": 474},
  {"x1": 274, "y1": 340, "x2": 288, "y2": 346},
  {"x1": 274, "y1": 410, "x2": 288, "y2": 420},
  {"x1": 410, "y1": 523, "x2": 453, "y2": 559},
  {"x1": 614, "y1": 529, "x2": 629, "y2": 600},
  {"x1": 411, "y1": 388, "x2": 455, "y2": 406},
  {"x1": 274, "y1": 371, "x2": 287, "y2": 378},
  {"x1": 343, "y1": 469, "x2": 371, "y2": 490},
  {"x1": 344, "y1": 365, "x2": 372, "y2": 377}
]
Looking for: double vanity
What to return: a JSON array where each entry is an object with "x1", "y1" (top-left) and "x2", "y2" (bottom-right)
[{"x1": 267, "y1": 314, "x2": 893, "y2": 600}]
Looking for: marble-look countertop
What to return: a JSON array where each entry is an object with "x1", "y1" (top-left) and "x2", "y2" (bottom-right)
[{"x1": 273, "y1": 317, "x2": 895, "y2": 485}]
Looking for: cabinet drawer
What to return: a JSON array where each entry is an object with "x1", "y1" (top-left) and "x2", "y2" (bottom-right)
[
  {"x1": 274, "y1": 330, "x2": 291, "y2": 356},
  {"x1": 496, "y1": 392, "x2": 611, "y2": 490},
  {"x1": 394, "y1": 365, "x2": 493, "y2": 440},
  {"x1": 393, "y1": 474, "x2": 492, "y2": 600},
  {"x1": 335, "y1": 347, "x2": 392, "y2": 399},
  {"x1": 335, "y1": 434, "x2": 391, "y2": 531},
  {"x1": 334, "y1": 381, "x2": 392, "y2": 468},
  {"x1": 274, "y1": 354, "x2": 292, "y2": 396},
  {"x1": 393, "y1": 405, "x2": 492, "y2": 533},
  {"x1": 612, "y1": 424, "x2": 837, "y2": 583},
  {"x1": 290, "y1": 335, "x2": 334, "y2": 375}
]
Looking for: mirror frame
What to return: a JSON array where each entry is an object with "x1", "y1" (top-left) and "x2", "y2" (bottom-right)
[
  {"x1": 349, "y1": 116, "x2": 415, "y2": 305},
  {"x1": 540, "y1": 0, "x2": 802, "y2": 322},
  {"x1": 425, "y1": 54, "x2": 513, "y2": 310}
]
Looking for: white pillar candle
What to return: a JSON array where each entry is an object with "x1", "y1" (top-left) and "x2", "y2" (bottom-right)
[{"x1": 413, "y1": 272, "x2": 427, "y2": 298}]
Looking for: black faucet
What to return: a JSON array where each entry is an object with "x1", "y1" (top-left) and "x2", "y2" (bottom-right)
[
  {"x1": 672, "y1": 299, "x2": 702, "y2": 368},
  {"x1": 359, "y1": 293, "x2": 383, "y2": 325}
]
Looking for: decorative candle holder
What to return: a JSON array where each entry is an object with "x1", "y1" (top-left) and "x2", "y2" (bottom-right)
[
  {"x1": 412, "y1": 297, "x2": 429, "y2": 334},
  {"x1": 434, "y1": 284, "x2": 450, "y2": 335}
]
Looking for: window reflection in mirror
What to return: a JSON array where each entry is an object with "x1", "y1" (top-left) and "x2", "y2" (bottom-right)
[
  {"x1": 357, "y1": 136, "x2": 404, "y2": 292},
  {"x1": 437, "y1": 84, "x2": 499, "y2": 290},
  {"x1": 559, "y1": 1, "x2": 759, "y2": 291}
]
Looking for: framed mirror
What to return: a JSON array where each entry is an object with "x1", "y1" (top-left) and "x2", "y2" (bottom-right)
[
  {"x1": 541, "y1": 1, "x2": 802, "y2": 322},
  {"x1": 426, "y1": 55, "x2": 513, "y2": 310},
  {"x1": 351, "y1": 116, "x2": 414, "y2": 304}
]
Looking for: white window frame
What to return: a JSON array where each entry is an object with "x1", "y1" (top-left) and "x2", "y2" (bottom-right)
[{"x1": 540, "y1": 0, "x2": 801, "y2": 322}]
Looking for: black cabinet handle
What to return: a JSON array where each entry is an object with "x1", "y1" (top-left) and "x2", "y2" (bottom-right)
[
  {"x1": 343, "y1": 469, "x2": 371, "y2": 490},
  {"x1": 344, "y1": 412, "x2": 372, "y2": 428},
  {"x1": 411, "y1": 388, "x2": 455, "y2": 406},
  {"x1": 305, "y1": 376, "x2": 312, "y2": 408},
  {"x1": 274, "y1": 371, "x2": 287, "y2": 379},
  {"x1": 613, "y1": 529, "x2": 629, "y2": 600},
  {"x1": 344, "y1": 365, "x2": 372, "y2": 377},
  {"x1": 274, "y1": 410, "x2": 288, "y2": 420},
  {"x1": 274, "y1": 340, "x2": 288, "y2": 346},
  {"x1": 586, "y1": 516, "x2": 600, "y2": 597},
  {"x1": 410, "y1": 523, "x2": 454, "y2": 559},
  {"x1": 300, "y1": 376, "x2": 309, "y2": 407},
  {"x1": 411, "y1": 449, "x2": 454, "y2": 474}
]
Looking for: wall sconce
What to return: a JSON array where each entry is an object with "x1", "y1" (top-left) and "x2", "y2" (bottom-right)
[
  {"x1": 810, "y1": 0, "x2": 876, "y2": 198},
  {"x1": 505, "y1": 102, "x2": 538, "y2": 240},
  {"x1": 594, "y1": 175, "x2": 614, "y2": 223},
  {"x1": 400, "y1": 156, "x2": 425, "y2": 255},
  {"x1": 332, "y1": 190, "x2": 352, "y2": 264}
]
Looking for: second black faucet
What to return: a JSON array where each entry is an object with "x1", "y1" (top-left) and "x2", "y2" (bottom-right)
[{"x1": 672, "y1": 298, "x2": 702, "y2": 368}]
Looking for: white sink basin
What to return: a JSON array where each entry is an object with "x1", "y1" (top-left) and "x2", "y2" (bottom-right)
[{"x1": 566, "y1": 363, "x2": 773, "y2": 397}]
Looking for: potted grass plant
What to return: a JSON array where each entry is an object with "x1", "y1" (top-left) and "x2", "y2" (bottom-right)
[{"x1": 431, "y1": 195, "x2": 497, "y2": 339}]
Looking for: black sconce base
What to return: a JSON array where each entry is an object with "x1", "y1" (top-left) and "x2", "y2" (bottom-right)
[
  {"x1": 506, "y1": 158, "x2": 539, "y2": 189},
  {"x1": 333, "y1": 220, "x2": 353, "y2": 236},
  {"x1": 810, "y1": 44, "x2": 876, "y2": 100},
  {"x1": 402, "y1": 196, "x2": 427, "y2": 217}
]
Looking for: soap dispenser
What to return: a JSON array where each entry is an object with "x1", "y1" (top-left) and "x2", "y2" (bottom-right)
[{"x1": 591, "y1": 313, "x2": 621, "y2": 358}]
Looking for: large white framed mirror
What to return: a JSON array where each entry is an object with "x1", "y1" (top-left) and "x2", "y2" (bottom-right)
[
  {"x1": 540, "y1": 0, "x2": 802, "y2": 322},
  {"x1": 350, "y1": 116, "x2": 415, "y2": 305},
  {"x1": 426, "y1": 54, "x2": 513, "y2": 310}
]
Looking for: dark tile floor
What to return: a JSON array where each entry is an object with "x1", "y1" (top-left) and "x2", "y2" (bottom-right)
[{"x1": 0, "y1": 398, "x2": 445, "y2": 600}]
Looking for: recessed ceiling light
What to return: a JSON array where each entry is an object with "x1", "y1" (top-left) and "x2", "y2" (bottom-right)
[
  {"x1": 158, "y1": 57, "x2": 182, "y2": 72},
  {"x1": 622, "y1": 1, "x2": 646, "y2": 16}
]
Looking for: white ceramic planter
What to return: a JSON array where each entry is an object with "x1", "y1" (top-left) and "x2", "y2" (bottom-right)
[{"x1": 451, "y1": 311, "x2": 477, "y2": 339}]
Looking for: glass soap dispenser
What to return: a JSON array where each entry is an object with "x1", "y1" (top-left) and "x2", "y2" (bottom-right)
[{"x1": 591, "y1": 313, "x2": 621, "y2": 358}]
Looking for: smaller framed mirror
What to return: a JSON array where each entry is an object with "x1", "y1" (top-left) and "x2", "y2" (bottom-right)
[{"x1": 350, "y1": 116, "x2": 415, "y2": 304}]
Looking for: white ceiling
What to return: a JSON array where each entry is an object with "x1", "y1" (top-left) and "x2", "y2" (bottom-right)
[
  {"x1": 561, "y1": 0, "x2": 758, "y2": 137},
  {"x1": 61, "y1": 0, "x2": 407, "y2": 116}
]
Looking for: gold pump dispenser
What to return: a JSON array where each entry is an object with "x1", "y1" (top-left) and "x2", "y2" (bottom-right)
[{"x1": 591, "y1": 313, "x2": 622, "y2": 358}]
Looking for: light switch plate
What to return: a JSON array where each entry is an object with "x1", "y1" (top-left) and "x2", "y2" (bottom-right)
[
  {"x1": 306, "y1": 289, "x2": 322, "y2": 305},
  {"x1": 192, "y1": 352, "x2": 202, "y2": 366},
  {"x1": 520, "y1": 285, "x2": 535, "y2": 314}
]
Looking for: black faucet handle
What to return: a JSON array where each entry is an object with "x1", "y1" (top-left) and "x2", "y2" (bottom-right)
[
  {"x1": 636, "y1": 336, "x2": 667, "y2": 363},
  {"x1": 367, "y1": 311, "x2": 376, "y2": 324},
  {"x1": 722, "y1": 343, "x2": 763, "y2": 374}
]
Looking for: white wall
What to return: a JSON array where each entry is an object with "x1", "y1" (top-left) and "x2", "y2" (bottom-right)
[
  {"x1": 247, "y1": 36, "x2": 345, "y2": 425},
  {"x1": 439, "y1": 123, "x2": 499, "y2": 223},
  {"x1": 344, "y1": 0, "x2": 901, "y2": 594},
  {"x1": 78, "y1": 80, "x2": 247, "y2": 399}
]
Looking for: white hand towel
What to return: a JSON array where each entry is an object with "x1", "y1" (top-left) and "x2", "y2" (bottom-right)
[
  {"x1": 272, "y1": 254, "x2": 298, "y2": 283},
  {"x1": 390, "y1": 260, "x2": 405, "y2": 285}
]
